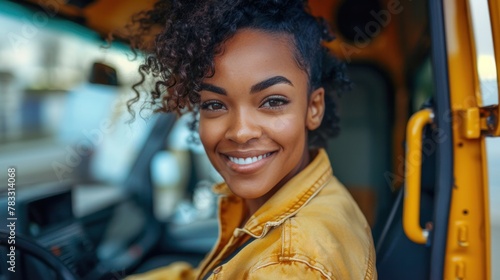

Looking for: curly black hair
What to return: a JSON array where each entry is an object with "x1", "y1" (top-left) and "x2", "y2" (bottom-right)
[{"x1": 127, "y1": 0, "x2": 350, "y2": 148}]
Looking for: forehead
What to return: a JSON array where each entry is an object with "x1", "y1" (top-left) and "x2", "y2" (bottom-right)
[
  {"x1": 206, "y1": 29, "x2": 307, "y2": 86},
  {"x1": 220, "y1": 28, "x2": 295, "y2": 56}
]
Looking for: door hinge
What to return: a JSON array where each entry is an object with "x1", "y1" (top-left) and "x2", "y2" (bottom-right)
[{"x1": 461, "y1": 105, "x2": 499, "y2": 138}]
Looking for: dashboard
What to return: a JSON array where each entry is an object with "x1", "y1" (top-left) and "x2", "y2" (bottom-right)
[
  {"x1": 0, "y1": 183, "x2": 143, "y2": 279},
  {"x1": 0, "y1": 186, "x2": 97, "y2": 279}
]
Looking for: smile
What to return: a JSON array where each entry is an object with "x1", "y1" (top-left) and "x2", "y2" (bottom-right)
[{"x1": 228, "y1": 152, "x2": 272, "y2": 165}]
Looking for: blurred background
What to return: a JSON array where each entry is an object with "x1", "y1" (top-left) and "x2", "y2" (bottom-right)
[{"x1": 0, "y1": 0, "x2": 222, "y2": 220}]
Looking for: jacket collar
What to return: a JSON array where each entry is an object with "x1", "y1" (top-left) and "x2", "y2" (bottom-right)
[{"x1": 213, "y1": 148, "x2": 333, "y2": 239}]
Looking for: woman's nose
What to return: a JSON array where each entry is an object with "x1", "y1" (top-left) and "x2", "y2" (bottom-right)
[{"x1": 225, "y1": 110, "x2": 262, "y2": 144}]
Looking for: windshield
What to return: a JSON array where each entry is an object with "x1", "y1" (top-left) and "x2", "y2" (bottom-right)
[{"x1": 0, "y1": 1, "x2": 148, "y2": 191}]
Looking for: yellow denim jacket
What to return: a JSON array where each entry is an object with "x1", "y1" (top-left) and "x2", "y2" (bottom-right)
[{"x1": 128, "y1": 149, "x2": 377, "y2": 279}]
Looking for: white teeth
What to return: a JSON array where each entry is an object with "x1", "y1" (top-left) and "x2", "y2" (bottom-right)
[{"x1": 228, "y1": 153, "x2": 271, "y2": 165}]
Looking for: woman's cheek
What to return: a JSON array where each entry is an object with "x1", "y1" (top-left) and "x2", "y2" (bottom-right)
[
  {"x1": 198, "y1": 118, "x2": 219, "y2": 149},
  {"x1": 269, "y1": 114, "x2": 302, "y2": 135}
]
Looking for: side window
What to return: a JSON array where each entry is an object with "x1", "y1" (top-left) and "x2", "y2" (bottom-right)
[
  {"x1": 411, "y1": 58, "x2": 434, "y2": 114},
  {"x1": 469, "y1": 1, "x2": 500, "y2": 279},
  {"x1": 0, "y1": 2, "x2": 147, "y2": 215}
]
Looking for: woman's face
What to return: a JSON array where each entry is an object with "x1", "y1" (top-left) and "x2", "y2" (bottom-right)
[{"x1": 199, "y1": 29, "x2": 324, "y2": 210}]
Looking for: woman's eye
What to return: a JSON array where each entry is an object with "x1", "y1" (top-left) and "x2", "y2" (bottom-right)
[
  {"x1": 261, "y1": 97, "x2": 289, "y2": 108},
  {"x1": 201, "y1": 101, "x2": 226, "y2": 111}
]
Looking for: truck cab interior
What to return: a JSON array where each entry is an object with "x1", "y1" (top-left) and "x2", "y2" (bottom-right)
[{"x1": 0, "y1": 0, "x2": 498, "y2": 279}]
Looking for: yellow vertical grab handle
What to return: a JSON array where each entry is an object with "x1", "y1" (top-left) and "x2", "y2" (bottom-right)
[{"x1": 403, "y1": 109, "x2": 434, "y2": 244}]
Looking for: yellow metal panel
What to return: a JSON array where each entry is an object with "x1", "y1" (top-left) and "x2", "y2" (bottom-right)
[
  {"x1": 443, "y1": 0, "x2": 490, "y2": 279},
  {"x1": 488, "y1": 0, "x2": 500, "y2": 136}
]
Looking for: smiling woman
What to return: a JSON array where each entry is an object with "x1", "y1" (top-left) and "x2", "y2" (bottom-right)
[
  {"x1": 198, "y1": 30, "x2": 321, "y2": 214},
  {"x1": 125, "y1": 0, "x2": 376, "y2": 280}
]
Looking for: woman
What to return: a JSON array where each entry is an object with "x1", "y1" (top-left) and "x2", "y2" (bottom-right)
[{"x1": 127, "y1": 0, "x2": 376, "y2": 279}]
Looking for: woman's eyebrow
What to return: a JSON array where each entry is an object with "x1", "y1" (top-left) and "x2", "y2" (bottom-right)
[
  {"x1": 250, "y1": 76, "x2": 293, "y2": 94},
  {"x1": 200, "y1": 83, "x2": 227, "y2": 95},
  {"x1": 200, "y1": 76, "x2": 292, "y2": 95}
]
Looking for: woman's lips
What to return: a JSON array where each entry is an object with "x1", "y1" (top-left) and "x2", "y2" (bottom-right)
[{"x1": 221, "y1": 151, "x2": 276, "y2": 174}]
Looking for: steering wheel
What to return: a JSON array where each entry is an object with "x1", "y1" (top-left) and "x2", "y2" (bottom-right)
[{"x1": 0, "y1": 230, "x2": 78, "y2": 280}]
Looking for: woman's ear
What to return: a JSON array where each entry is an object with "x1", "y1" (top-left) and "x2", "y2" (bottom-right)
[{"x1": 306, "y1": 87, "x2": 325, "y2": 130}]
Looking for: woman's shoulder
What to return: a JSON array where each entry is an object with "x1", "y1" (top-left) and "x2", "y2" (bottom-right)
[
  {"x1": 230, "y1": 175, "x2": 377, "y2": 279},
  {"x1": 272, "y1": 176, "x2": 376, "y2": 279},
  {"x1": 299, "y1": 175, "x2": 370, "y2": 227},
  {"x1": 293, "y1": 175, "x2": 374, "y2": 251},
  {"x1": 247, "y1": 211, "x2": 376, "y2": 279}
]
